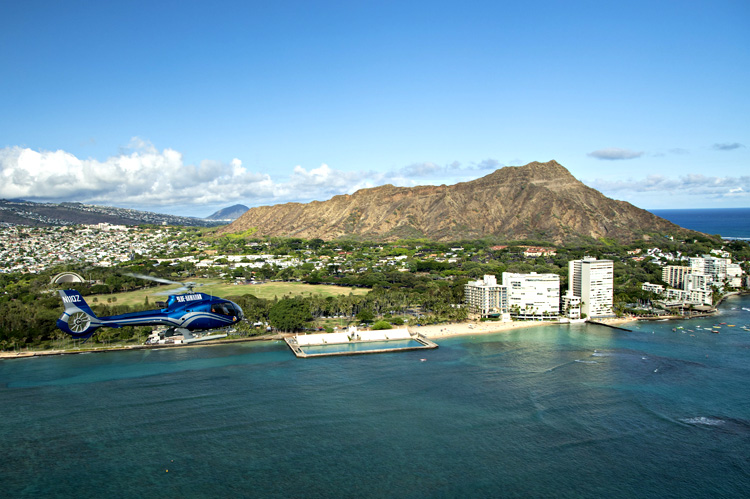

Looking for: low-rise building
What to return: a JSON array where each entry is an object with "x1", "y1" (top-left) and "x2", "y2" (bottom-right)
[
  {"x1": 502, "y1": 272, "x2": 560, "y2": 319},
  {"x1": 562, "y1": 294, "x2": 581, "y2": 319}
]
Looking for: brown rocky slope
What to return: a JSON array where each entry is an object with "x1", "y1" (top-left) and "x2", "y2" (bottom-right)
[{"x1": 218, "y1": 160, "x2": 695, "y2": 243}]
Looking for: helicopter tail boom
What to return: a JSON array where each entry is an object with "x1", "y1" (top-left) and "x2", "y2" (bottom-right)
[{"x1": 56, "y1": 290, "x2": 102, "y2": 339}]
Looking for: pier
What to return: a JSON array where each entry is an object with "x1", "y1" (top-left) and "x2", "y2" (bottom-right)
[{"x1": 587, "y1": 320, "x2": 633, "y2": 332}]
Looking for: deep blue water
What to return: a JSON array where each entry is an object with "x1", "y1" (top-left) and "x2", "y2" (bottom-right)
[
  {"x1": 2, "y1": 296, "x2": 750, "y2": 498},
  {"x1": 650, "y1": 208, "x2": 750, "y2": 239}
]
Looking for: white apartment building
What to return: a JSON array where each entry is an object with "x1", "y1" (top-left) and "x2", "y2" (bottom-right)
[
  {"x1": 685, "y1": 273, "x2": 711, "y2": 293},
  {"x1": 642, "y1": 282, "x2": 664, "y2": 295},
  {"x1": 464, "y1": 275, "x2": 509, "y2": 318},
  {"x1": 562, "y1": 294, "x2": 582, "y2": 319},
  {"x1": 568, "y1": 256, "x2": 614, "y2": 318},
  {"x1": 502, "y1": 272, "x2": 560, "y2": 319},
  {"x1": 690, "y1": 256, "x2": 724, "y2": 276},
  {"x1": 662, "y1": 265, "x2": 691, "y2": 289},
  {"x1": 689, "y1": 255, "x2": 744, "y2": 289},
  {"x1": 726, "y1": 263, "x2": 743, "y2": 288},
  {"x1": 642, "y1": 282, "x2": 713, "y2": 307}
]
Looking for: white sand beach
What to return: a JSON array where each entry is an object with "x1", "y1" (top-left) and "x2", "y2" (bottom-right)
[{"x1": 411, "y1": 317, "x2": 637, "y2": 339}]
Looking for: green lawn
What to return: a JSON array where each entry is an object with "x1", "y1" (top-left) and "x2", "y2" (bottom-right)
[{"x1": 89, "y1": 279, "x2": 368, "y2": 307}]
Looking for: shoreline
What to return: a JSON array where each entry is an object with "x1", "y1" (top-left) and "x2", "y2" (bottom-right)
[
  {"x1": 411, "y1": 316, "x2": 637, "y2": 339},
  {"x1": 0, "y1": 334, "x2": 285, "y2": 360},
  {"x1": 0, "y1": 315, "x2": 684, "y2": 360}
]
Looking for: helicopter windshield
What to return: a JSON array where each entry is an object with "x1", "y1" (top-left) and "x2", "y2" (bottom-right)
[{"x1": 211, "y1": 302, "x2": 242, "y2": 318}]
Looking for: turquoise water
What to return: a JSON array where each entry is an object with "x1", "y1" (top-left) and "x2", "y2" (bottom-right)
[
  {"x1": 300, "y1": 338, "x2": 425, "y2": 355},
  {"x1": 2, "y1": 296, "x2": 750, "y2": 497}
]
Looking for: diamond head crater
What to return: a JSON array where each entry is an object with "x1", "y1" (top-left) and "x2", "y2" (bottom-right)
[{"x1": 218, "y1": 160, "x2": 694, "y2": 243}]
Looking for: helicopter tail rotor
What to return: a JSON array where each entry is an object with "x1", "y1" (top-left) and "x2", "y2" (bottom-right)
[{"x1": 56, "y1": 290, "x2": 102, "y2": 339}]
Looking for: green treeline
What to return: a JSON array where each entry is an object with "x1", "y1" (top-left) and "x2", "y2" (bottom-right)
[
  {"x1": 1, "y1": 233, "x2": 748, "y2": 352},
  {"x1": 0, "y1": 264, "x2": 468, "y2": 350}
]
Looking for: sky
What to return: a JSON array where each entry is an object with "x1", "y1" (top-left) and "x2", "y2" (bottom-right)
[{"x1": 1, "y1": 0, "x2": 748, "y2": 217}]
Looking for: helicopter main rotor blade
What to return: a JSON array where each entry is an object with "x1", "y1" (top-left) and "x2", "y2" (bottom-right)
[
  {"x1": 124, "y1": 272, "x2": 183, "y2": 286},
  {"x1": 154, "y1": 287, "x2": 189, "y2": 296}
]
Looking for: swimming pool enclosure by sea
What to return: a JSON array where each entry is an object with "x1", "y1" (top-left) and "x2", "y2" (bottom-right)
[{"x1": 284, "y1": 328, "x2": 438, "y2": 358}]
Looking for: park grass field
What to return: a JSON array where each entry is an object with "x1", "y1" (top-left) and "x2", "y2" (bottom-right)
[{"x1": 89, "y1": 279, "x2": 369, "y2": 307}]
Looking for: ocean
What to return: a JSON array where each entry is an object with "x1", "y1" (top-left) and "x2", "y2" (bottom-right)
[
  {"x1": 650, "y1": 207, "x2": 750, "y2": 239},
  {"x1": 2, "y1": 295, "x2": 750, "y2": 498}
]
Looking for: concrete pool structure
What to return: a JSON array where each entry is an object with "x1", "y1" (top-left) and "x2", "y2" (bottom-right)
[{"x1": 284, "y1": 327, "x2": 438, "y2": 358}]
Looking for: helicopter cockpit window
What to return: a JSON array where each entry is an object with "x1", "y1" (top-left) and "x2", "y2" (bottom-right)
[
  {"x1": 212, "y1": 303, "x2": 240, "y2": 317},
  {"x1": 227, "y1": 302, "x2": 242, "y2": 318}
]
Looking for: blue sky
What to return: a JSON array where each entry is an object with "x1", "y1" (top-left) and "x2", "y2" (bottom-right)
[{"x1": 1, "y1": 0, "x2": 748, "y2": 217}]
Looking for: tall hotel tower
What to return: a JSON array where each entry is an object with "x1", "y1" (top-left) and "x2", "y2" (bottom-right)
[{"x1": 568, "y1": 256, "x2": 614, "y2": 318}]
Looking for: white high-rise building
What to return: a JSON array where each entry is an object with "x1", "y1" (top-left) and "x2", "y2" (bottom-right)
[
  {"x1": 568, "y1": 256, "x2": 614, "y2": 318},
  {"x1": 662, "y1": 265, "x2": 692, "y2": 289},
  {"x1": 689, "y1": 255, "x2": 744, "y2": 290},
  {"x1": 685, "y1": 273, "x2": 710, "y2": 293},
  {"x1": 502, "y1": 272, "x2": 560, "y2": 319},
  {"x1": 464, "y1": 275, "x2": 509, "y2": 318}
]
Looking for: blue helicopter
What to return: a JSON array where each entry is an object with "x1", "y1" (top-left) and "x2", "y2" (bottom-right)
[{"x1": 56, "y1": 274, "x2": 244, "y2": 341}]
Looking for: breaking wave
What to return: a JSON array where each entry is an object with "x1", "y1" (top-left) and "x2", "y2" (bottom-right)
[{"x1": 680, "y1": 416, "x2": 725, "y2": 426}]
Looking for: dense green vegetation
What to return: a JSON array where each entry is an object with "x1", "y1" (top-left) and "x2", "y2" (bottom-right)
[{"x1": 1, "y1": 231, "x2": 748, "y2": 352}]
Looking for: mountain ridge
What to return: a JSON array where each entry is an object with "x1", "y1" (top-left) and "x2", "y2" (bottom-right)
[
  {"x1": 0, "y1": 199, "x2": 225, "y2": 227},
  {"x1": 206, "y1": 204, "x2": 249, "y2": 221},
  {"x1": 218, "y1": 160, "x2": 697, "y2": 243}
]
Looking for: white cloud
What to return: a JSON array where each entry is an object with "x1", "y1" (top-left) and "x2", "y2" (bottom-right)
[
  {"x1": 0, "y1": 140, "x2": 396, "y2": 213},
  {"x1": 712, "y1": 142, "x2": 744, "y2": 151},
  {"x1": 401, "y1": 162, "x2": 444, "y2": 177},
  {"x1": 476, "y1": 159, "x2": 501, "y2": 170},
  {"x1": 0, "y1": 140, "x2": 275, "y2": 208},
  {"x1": 394, "y1": 159, "x2": 505, "y2": 181},
  {"x1": 588, "y1": 148, "x2": 644, "y2": 160},
  {"x1": 586, "y1": 174, "x2": 750, "y2": 200}
]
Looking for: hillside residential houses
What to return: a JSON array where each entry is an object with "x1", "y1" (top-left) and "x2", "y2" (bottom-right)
[
  {"x1": 521, "y1": 246, "x2": 557, "y2": 257},
  {"x1": 642, "y1": 254, "x2": 744, "y2": 307},
  {"x1": 489, "y1": 245, "x2": 557, "y2": 257},
  {"x1": 0, "y1": 224, "x2": 204, "y2": 273}
]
